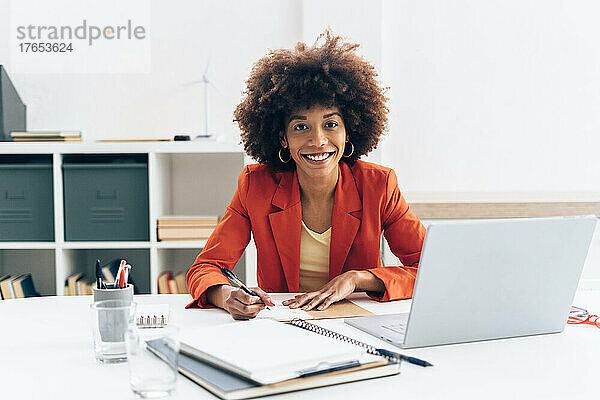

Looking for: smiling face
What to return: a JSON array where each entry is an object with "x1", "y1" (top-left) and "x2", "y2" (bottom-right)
[{"x1": 282, "y1": 104, "x2": 347, "y2": 181}]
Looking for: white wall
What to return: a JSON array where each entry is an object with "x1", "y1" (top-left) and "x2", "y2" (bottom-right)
[
  {"x1": 380, "y1": 0, "x2": 600, "y2": 192},
  {"x1": 380, "y1": 0, "x2": 600, "y2": 286},
  {"x1": 0, "y1": 0, "x2": 302, "y2": 142}
]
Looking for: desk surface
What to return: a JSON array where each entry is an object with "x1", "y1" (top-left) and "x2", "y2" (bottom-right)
[{"x1": 1, "y1": 291, "x2": 599, "y2": 400}]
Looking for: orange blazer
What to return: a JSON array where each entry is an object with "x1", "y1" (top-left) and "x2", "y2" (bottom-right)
[{"x1": 186, "y1": 160, "x2": 426, "y2": 308}]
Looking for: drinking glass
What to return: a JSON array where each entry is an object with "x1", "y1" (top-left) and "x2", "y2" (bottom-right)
[
  {"x1": 126, "y1": 324, "x2": 180, "y2": 398},
  {"x1": 91, "y1": 299, "x2": 136, "y2": 364}
]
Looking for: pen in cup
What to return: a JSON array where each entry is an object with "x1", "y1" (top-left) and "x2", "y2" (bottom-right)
[
  {"x1": 115, "y1": 260, "x2": 126, "y2": 288},
  {"x1": 124, "y1": 264, "x2": 131, "y2": 287},
  {"x1": 96, "y1": 259, "x2": 102, "y2": 289}
]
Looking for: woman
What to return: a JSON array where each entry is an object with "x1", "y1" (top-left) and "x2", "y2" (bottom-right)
[{"x1": 186, "y1": 31, "x2": 426, "y2": 320}]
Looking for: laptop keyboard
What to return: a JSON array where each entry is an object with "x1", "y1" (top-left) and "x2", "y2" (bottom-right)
[{"x1": 381, "y1": 321, "x2": 408, "y2": 335}]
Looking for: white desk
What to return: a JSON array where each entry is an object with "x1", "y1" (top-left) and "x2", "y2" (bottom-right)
[{"x1": 1, "y1": 291, "x2": 599, "y2": 400}]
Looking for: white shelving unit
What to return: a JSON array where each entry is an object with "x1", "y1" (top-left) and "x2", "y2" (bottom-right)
[{"x1": 0, "y1": 140, "x2": 249, "y2": 295}]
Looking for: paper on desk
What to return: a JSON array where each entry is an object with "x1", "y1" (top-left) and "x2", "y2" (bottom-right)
[
  {"x1": 256, "y1": 294, "x2": 311, "y2": 321},
  {"x1": 256, "y1": 293, "x2": 373, "y2": 321}
]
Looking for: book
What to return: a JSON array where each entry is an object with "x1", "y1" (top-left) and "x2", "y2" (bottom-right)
[
  {"x1": 0, "y1": 275, "x2": 13, "y2": 299},
  {"x1": 101, "y1": 266, "x2": 115, "y2": 283},
  {"x1": 65, "y1": 272, "x2": 95, "y2": 296},
  {"x1": 178, "y1": 319, "x2": 384, "y2": 385},
  {"x1": 157, "y1": 271, "x2": 173, "y2": 294},
  {"x1": 168, "y1": 279, "x2": 178, "y2": 294},
  {"x1": 147, "y1": 338, "x2": 398, "y2": 400},
  {"x1": 11, "y1": 273, "x2": 41, "y2": 298},
  {"x1": 10, "y1": 131, "x2": 81, "y2": 137},
  {"x1": 12, "y1": 137, "x2": 82, "y2": 142},
  {"x1": 77, "y1": 279, "x2": 95, "y2": 296},
  {"x1": 157, "y1": 216, "x2": 219, "y2": 226},
  {"x1": 157, "y1": 227, "x2": 216, "y2": 240},
  {"x1": 67, "y1": 272, "x2": 84, "y2": 296},
  {"x1": 174, "y1": 271, "x2": 188, "y2": 294},
  {"x1": 157, "y1": 222, "x2": 218, "y2": 228}
]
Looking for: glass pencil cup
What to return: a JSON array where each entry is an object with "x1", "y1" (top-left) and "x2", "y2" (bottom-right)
[
  {"x1": 126, "y1": 324, "x2": 180, "y2": 398},
  {"x1": 91, "y1": 299, "x2": 136, "y2": 364}
]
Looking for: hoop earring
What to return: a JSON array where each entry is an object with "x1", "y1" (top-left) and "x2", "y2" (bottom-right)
[
  {"x1": 278, "y1": 147, "x2": 291, "y2": 163},
  {"x1": 343, "y1": 142, "x2": 354, "y2": 158}
]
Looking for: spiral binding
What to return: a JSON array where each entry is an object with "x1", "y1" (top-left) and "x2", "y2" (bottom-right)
[{"x1": 288, "y1": 319, "x2": 401, "y2": 363}]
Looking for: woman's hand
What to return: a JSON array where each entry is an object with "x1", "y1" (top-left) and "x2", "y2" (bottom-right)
[
  {"x1": 206, "y1": 285, "x2": 275, "y2": 320},
  {"x1": 282, "y1": 270, "x2": 385, "y2": 311}
]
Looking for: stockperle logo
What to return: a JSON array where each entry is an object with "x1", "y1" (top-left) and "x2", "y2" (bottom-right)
[{"x1": 16, "y1": 20, "x2": 147, "y2": 46}]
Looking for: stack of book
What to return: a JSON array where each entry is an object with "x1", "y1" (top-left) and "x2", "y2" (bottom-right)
[
  {"x1": 64, "y1": 272, "x2": 96, "y2": 296},
  {"x1": 157, "y1": 270, "x2": 188, "y2": 294},
  {"x1": 0, "y1": 273, "x2": 41, "y2": 299},
  {"x1": 10, "y1": 131, "x2": 82, "y2": 142},
  {"x1": 157, "y1": 216, "x2": 219, "y2": 241}
]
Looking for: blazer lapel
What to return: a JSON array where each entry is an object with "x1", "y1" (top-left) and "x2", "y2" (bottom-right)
[
  {"x1": 268, "y1": 170, "x2": 302, "y2": 292},
  {"x1": 329, "y1": 163, "x2": 362, "y2": 279}
]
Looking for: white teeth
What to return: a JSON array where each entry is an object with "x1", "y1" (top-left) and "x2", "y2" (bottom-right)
[{"x1": 305, "y1": 152, "x2": 331, "y2": 161}]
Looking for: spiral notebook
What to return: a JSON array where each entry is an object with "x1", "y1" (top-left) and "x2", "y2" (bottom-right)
[
  {"x1": 178, "y1": 319, "x2": 401, "y2": 386},
  {"x1": 147, "y1": 336, "x2": 399, "y2": 400}
]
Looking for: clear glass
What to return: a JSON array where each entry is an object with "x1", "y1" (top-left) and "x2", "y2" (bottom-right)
[
  {"x1": 126, "y1": 325, "x2": 180, "y2": 398},
  {"x1": 90, "y1": 299, "x2": 136, "y2": 364}
]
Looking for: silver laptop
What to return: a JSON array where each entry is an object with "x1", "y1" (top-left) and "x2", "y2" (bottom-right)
[{"x1": 346, "y1": 215, "x2": 597, "y2": 348}]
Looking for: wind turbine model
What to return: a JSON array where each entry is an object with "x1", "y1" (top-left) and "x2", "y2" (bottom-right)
[{"x1": 186, "y1": 58, "x2": 219, "y2": 139}]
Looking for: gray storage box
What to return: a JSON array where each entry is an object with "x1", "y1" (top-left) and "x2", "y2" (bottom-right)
[
  {"x1": 62, "y1": 154, "x2": 149, "y2": 241},
  {"x1": 0, "y1": 155, "x2": 54, "y2": 241}
]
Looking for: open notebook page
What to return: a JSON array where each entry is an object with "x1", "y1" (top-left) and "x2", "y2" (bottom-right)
[
  {"x1": 255, "y1": 293, "x2": 311, "y2": 320},
  {"x1": 178, "y1": 319, "x2": 376, "y2": 384}
]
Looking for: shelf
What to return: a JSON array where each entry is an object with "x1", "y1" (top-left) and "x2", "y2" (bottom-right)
[
  {"x1": 0, "y1": 140, "x2": 244, "y2": 154},
  {"x1": 154, "y1": 240, "x2": 207, "y2": 249},
  {"x1": 62, "y1": 241, "x2": 151, "y2": 249},
  {"x1": 0, "y1": 145, "x2": 250, "y2": 296},
  {"x1": 0, "y1": 242, "x2": 56, "y2": 249},
  {"x1": 0, "y1": 249, "x2": 56, "y2": 296}
]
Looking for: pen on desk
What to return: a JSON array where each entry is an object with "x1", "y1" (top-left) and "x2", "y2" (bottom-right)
[
  {"x1": 219, "y1": 267, "x2": 270, "y2": 309},
  {"x1": 377, "y1": 348, "x2": 433, "y2": 367},
  {"x1": 402, "y1": 356, "x2": 433, "y2": 367},
  {"x1": 95, "y1": 259, "x2": 102, "y2": 289}
]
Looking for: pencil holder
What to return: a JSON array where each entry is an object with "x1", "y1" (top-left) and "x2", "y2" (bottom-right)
[{"x1": 92, "y1": 284, "x2": 134, "y2": 303}]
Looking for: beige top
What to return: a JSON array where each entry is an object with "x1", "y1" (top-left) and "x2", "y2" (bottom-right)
[{"x1": 299, "y1": 221, "x2": 331, "y2": 293}]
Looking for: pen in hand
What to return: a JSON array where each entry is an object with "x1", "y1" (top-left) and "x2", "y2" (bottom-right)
[{"x1": 219, "y1": 267, "x2": 271, "y2": 310}]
